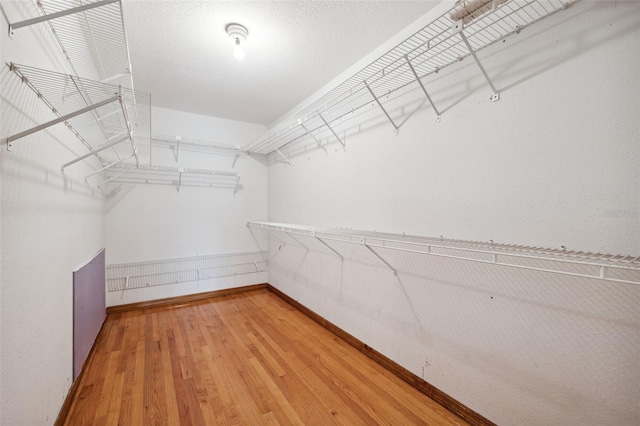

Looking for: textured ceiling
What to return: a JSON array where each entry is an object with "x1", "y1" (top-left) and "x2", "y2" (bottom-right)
[{"x1": 122, "y1": 1, "x2": 437, "y2": 125}]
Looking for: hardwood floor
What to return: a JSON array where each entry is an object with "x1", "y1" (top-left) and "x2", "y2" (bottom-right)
[{"x1": 64, "y1": 289, "x2": 467, "y2": 425}]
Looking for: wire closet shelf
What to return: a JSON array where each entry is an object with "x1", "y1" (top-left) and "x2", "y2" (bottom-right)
[
  {"x1": 244, "y1": 0, "x2": 576, "y2": 160},
  {"x1": 248, "y1": 222, "x2": 640, "y2": 287},
  {"x1": 102, "y1": 164, "x2": 244, "y2": 193},
  {"x1": 151, "y1": 134, "x2": 246, "y2": 167},
  {"x1": 10, "y1": 0, "x2": 137, "y2": 96},
  {"x1": 6, "y1": 63, "x2": 151, "y2": 174},
  {"x1": 107, "y1": 251, "x2": 268, "y2": 292}
]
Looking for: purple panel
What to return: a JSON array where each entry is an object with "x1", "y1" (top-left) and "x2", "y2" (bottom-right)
[{"x1": 73, "y1": 249, "x2": 106, "y2": 380}]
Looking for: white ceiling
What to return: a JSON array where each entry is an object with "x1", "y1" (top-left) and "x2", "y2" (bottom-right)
[{"x1": 122, "y1": 1, "x2": 438, "y2": 125}]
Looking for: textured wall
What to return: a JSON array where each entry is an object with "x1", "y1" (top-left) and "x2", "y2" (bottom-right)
[
  {"x1": 0, "y1": 2, "x2": 106, "y2": 424},
  {"x1": 105, "y1": 107, "x2": 268, "y2": 306},
  {"x1": 267, "y1": 1, "x2": 640, "y2": 425}
]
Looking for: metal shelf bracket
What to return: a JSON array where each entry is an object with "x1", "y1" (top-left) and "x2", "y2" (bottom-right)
[
  {"x1": 404, "y1": 55, "x2": 442, "y2": 121},
  {"x1": 365, "y1": 244, "x2": 398, "y2": 276},
  {"x1": 233, "y1": 174, "x2": 242, "y2": 195},
  {"x1": 6, "y1": 94, "x2": 119, "y2": 151},
  {"x1": 232, "y1": 145, "x2": 242, "y2": 168},
  {"x1": 285, "y1": 232, "x2": 310, "y2": 251},
  {"x1": 61, "y1": 132, "x2": 129, "y2": 173},
  {"x1": 316, "y1": 237, "x2": 344, "y2": 261},
  {"x1": 453, "y1": 20, "x2": 500, "y2": 102},
  {"x1": 318, "y1": 112, "x2": 346, "y2": 150},
  {"x1": 365, "y1": 82, "x2": 400, "y2": 133},
  {"x1": 301, "y1": 123, "x2": 328, "y2": 155}
]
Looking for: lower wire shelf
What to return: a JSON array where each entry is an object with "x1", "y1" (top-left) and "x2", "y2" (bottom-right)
[{"x1": 107, "y1": 251, "x2": 267, "y2": 292}]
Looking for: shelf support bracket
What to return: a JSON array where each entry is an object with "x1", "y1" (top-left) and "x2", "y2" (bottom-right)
[
  {"x1": 315, "y1": 237, "x2": 343, "y2": 261},
  {"x1": 118, "y1": 86, "x2": 140, "y2": 165},
  {"x1": 365, "y1": 82, "x2": 400, "y2": 134},
  {"x1": 232, "y1": 145, "x2": 241, "y2": 168},
  {"x1": 454, "y1": 21, "x2": 500, "y2": 101},
  {"x1": 301, "y1": 123, "x2": 327, "y2": 154},
  {"x1": 233, "y1": 175, "x2": 242, "y2": 195},
  {"x1": 61, "y1": 133, "x2": 129, "y2": 173},
  {"x1": 273, "y1": 146, "x2": 292, "y2": 166},
  {"x1": 318, "y1": 112, "x2": 346, "y2": 150},
  {"x1": 8, "y1": 0, "x2": 119, "y2": 35},
  {"x1": 365, "y1": 244, "x2": 397, "y2": 276},
  {"x1": 404, "y1": 55, "x2": 441, "y2": 121},
  {"x1": 285, "y1": 232, "x2": 310, "y2": 251},
  {"x1": 173, "y1": 136, "x2": 181, "y2": 162},
  {"x1": 85, "y1": 153, "x2": 135, "y2": 181},
  {"x1": 6, "y1": 94, "x2": 119, "y2": 150},
  {"x1": 266, "y1": 229, "x2": 287, "y2": 246},
  {"x1": 98, "y1": 164, "x2": 136, "y2": 187},
  {"x1": 177, "y1": 168, "x2": 184, "y2": 192}
]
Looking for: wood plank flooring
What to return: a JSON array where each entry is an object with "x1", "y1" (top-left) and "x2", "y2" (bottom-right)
[{"x1": 64, "y1": 289, "x2": 467, "y2": 425}]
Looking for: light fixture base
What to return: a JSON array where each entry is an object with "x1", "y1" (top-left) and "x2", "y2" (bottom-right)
[{"x1": 226, "y1": 23, "x2": 248, "y2": 42}]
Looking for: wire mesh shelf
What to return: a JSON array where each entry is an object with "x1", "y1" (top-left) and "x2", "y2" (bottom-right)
[
  {"x1": 102, "y1": 163, "x2": 243, "y2": 193},
  {"x1": 10, "y1": 0, "x2": 137, "y2": 92},
  {"x1": 244, "y1": 0, "x2": 576, "y2": 159},
  {"x1": 151, "y1": 134, "x2": 246, "y2": 166},
  {"x1": 106, "y1": 251, "x2": 268, "y2": 292},
  {"x1": 248, "y1": 222, "x2": 640, "y2": 287},
  {"x1": 5, "y1": 63, "x2": 151, "y2": 169}
]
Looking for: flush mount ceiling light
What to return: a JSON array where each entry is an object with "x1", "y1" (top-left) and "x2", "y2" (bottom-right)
[{"x1": 226, "y1": 23, "x2": 248, "y2": 60}]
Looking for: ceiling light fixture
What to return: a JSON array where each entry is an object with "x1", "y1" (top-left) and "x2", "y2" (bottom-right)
[{"x1": 226, "y1": 23, "x2": 248, "y2": 60}]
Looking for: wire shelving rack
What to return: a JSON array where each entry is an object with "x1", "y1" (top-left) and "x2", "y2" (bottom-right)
[
  {"x1": 102, "y1": 163, "x2": 244, "y2": 193},
  {"x1": 244, "y1": 0, "x2": 577, "y2": 162},
  {"x1": 5, "y1": 63, "x2": 151, "y2": 171},
  {"x1": 151, "y1": 134, "x2": 246, "y2": 168},
  {"x1": 248, "y1": 222, "x2": 640, "y2": 287},
  {"x1": 106, "y1": 251, "x2": 268, "y2": 292}
]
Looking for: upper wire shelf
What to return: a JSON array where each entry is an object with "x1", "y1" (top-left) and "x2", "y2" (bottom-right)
[
  {"x1": 244, "y1": 0, "x2": 576, "y2": 160},
  {"x1": 248, "y1": 222, "x2": 640, "y2": 287},
  {"x1": 151, "y1": 134, "x2": 246, "y2": 167},
  {"x1": 101, "y1": 163, "x2": 243, "y2": 193},
  {"x1": 5, "y1": 63, "x2": 151, "y2": 171}
]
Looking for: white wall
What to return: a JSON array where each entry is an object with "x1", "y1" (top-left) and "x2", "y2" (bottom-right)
[
  {"x1": 105, "y1": 107, "x2": 268, "y2": 306},
  {"x1": 267, "y1": 1, "x2": 640, "y2": 425},
  {"x1": 1, "y1": 2, "x2": 106, "y2": 425}
]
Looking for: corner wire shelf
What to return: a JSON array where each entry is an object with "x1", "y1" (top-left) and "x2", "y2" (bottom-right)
[
  {"x1": 106, "y1": 251, "x2": 268, "y2": 292},
  {"x1": 243, "y1": 0, "x2": 577, "y2": 164},
  {"x1": 151, "y1": 134, "x2": 247, "y2": 168},
  {"x1": 102, "y1": 163, "x2": 244, "y2": 194},
  {"x1": 248, "y1": 222, "x2": 640, "y2": 287},
  {"x1": 7, "y1": 0, "x2": 144, "y2": 141},
  {"x1": 5, "y1": 63, "x2": 151, "y2": 175}
]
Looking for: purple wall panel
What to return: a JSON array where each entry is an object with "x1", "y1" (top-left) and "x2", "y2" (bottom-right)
[{"x1": 73, "y1": 249, "x2": 106, "y2": 380}]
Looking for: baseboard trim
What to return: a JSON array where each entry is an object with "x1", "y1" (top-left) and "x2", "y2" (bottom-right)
[
  {"x1": 106, "y1": 283, "x2": 268, "y2": 314},
  {"x1": 266, "y1": 284, "x2": 496, "y2": 426},
  {"x1": 54, "y1": 317, "x2": 108, "y2": 426}
]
